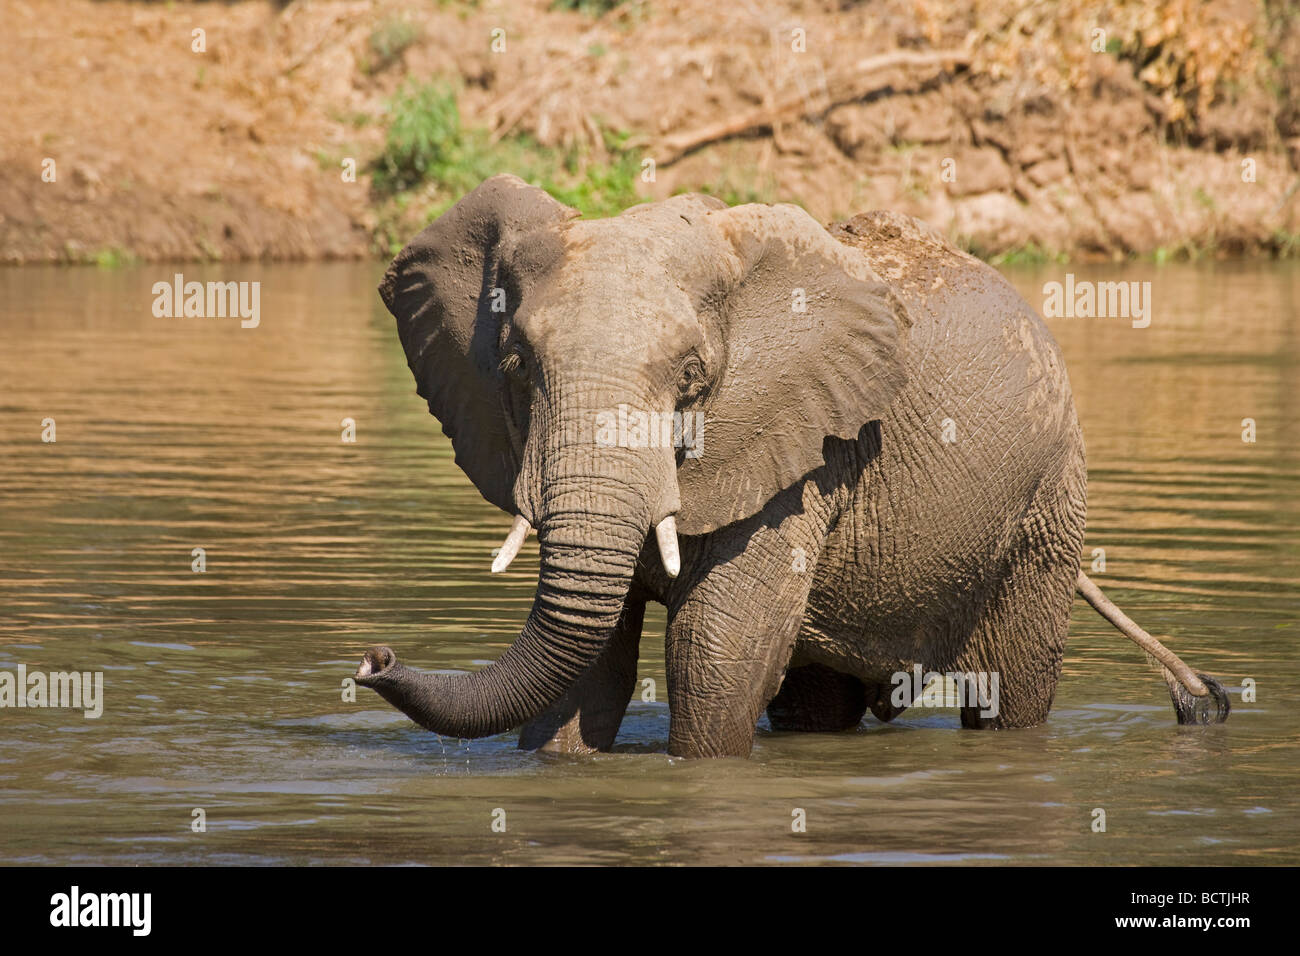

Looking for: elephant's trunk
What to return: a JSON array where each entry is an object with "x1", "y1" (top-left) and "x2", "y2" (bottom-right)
[{"x1": 357, "y1": 444, "x2": 670, "y2": 738}]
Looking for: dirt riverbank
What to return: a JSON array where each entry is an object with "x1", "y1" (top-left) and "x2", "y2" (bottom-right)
[{"x1": 3, "y1": 0, "x2": 1298, "y2": 264}]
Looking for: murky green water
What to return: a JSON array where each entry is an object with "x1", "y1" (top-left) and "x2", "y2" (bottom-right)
[{"x1": 0, "y1": 259, "x2": 1296, "y2": 865}]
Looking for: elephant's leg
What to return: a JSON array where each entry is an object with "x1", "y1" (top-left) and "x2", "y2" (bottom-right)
[
  {"x1": 864, "y1": 678, "x2": 916, "y2": 723},
  {"x1": 664, "y1": 521, "x2": 821, "y2": 758},
  {"x1": 957, "y1": 458, "x2": 1085, "y2": 730},
  {"x1": 518, "y1": 598, "x2": 646, "y2": 753},
  {"x1": 955, "y1": 547, "x2": 1077, "y2": 730},
  {"x1": 766, "y1": 663, "x2": 868, "y2": 732}
]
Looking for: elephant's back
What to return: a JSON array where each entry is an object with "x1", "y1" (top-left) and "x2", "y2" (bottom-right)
[
  {"x1": 814, "y1": 212, "x2": 1086, "y2": 663},
  {"x1": 831, "y1": 211, "x2": 1076, "y2": 431}
]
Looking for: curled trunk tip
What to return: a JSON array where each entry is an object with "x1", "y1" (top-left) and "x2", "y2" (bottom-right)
[{"x1": 356, "y1": 645, "x2": 397, "y2": 684}]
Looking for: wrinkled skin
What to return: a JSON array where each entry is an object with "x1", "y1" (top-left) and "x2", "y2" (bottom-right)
[{"x1": 354, "y1": 175, "x2": 1206, "y2": 759}]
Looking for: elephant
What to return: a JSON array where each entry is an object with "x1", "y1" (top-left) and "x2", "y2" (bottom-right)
[{"x1": 355, "y1": 174, "x2": 1230, "y2": 759}]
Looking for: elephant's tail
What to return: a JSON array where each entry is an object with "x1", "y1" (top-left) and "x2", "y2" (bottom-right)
[{"x1": 1075, "y1": 571, "x2": 1230, "y2": 724}]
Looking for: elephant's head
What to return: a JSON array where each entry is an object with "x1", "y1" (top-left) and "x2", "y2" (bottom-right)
[{"x1": 355, "y1": 174, "x2": 908, "y2": 738}]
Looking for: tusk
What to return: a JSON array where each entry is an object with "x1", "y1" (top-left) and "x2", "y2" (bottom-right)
[
  {"x1": 655, "y1": 515, "x2": 680, "y2": 578},
  {"x1": 491, "y1": 515, "x2": 531, "y2": 573}
]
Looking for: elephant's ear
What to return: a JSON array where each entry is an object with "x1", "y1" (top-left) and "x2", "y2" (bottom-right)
[
  {"x1": 676, "y1": 203, "x2": 909, "y2": 535},
  {"x1": 379, "y1": 175, "x2": 578, "y2": 512}
]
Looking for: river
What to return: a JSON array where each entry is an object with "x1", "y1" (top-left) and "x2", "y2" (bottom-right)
[{"x1": 0, "y1": 260, "x2": 1296, "y2": 864}]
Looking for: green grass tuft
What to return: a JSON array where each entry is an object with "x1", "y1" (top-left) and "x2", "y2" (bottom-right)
[
  {"x1": 370, "y1": 83, "x2": 647, "y2": 253},
  {"x1": 551, "y1": 0, "x2": 629, "y2": 15}
]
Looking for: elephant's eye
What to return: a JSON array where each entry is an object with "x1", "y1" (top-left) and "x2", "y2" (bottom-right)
[
  {"x1": 677, "y1": 356, "x2": 707, "y2": 399},
  {"x1": 500, "y1": 350, "x2": 526, "y2": 380}
]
